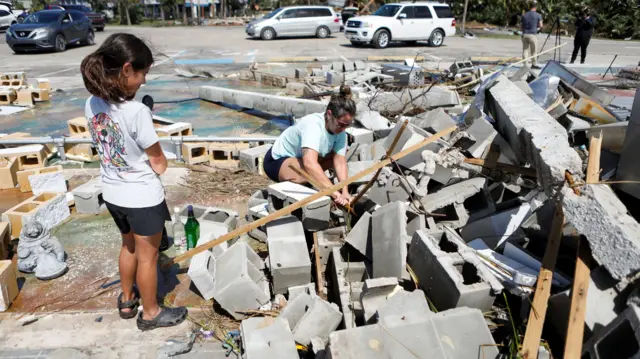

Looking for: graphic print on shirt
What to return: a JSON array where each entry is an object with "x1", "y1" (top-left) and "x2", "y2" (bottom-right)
[{"x1": 88, "y1": 112, "x2": 131, "y2": 171}]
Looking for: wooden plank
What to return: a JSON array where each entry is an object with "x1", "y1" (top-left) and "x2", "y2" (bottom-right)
[
  {"x1": 563, "y1": 133, "x2": 601, "y2": 358},
  {"x1": 521, "y1": 201, "x2": 565, "y2": 358},
  {"x1": 162, "y1": 125, "x2": 457, "y2": 268},
  {"x1": 586, "y1": 131, "x2": 603, "y2": 184},
  {"x1": 563, "y1": 239, "x2": 592, "y2": 359},
  {"x1": 313, "y1": 232, "x2": 326, "y2": 300}
]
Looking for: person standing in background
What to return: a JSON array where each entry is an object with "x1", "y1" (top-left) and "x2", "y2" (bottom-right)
[
  {"x1": 521, "y1": 1, "x2": 543, "y2": 69},
  {"x1": 571, "y1": 8, "x2": 596, "y2": 64}
]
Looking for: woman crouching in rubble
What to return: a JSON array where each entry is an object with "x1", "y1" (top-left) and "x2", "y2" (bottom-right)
[
  {"x1": 80, "y1": 33, "x2": 187, "y2": 330},
  {"x1": 263, "y1": 85, "x2": 356, "y2": 206}
]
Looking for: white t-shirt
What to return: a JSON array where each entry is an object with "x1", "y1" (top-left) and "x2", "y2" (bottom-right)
[{"x1": 84, "y1": 96, "x2": 164, "y2": 208}]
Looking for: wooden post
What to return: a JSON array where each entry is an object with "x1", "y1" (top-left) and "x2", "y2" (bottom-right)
[
  {"x1": 313, "y1": 232, "x2": 327, "y2": 300},
  {"x1": 162, "y1": 125, "x2": 457, "y2": 268},
  {"x1": 521, "y1": 201, "x2": 565, "y2": 358},
  {"x1": 563, "y1": 133, "x2": 601, "y2": 358}
]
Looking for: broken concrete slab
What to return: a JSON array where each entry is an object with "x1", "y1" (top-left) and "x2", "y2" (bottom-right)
[
  {"x1": 28, "y1": 171, "x2": 66, "y2": 196},
  {"x1": 460, "y1": 203, "x2": 532, "y2": 249},
  {"x1": 199, "y1": 86, "x2": 326, "y2": 117},
  {"x1": 345, "y1": 161, "x2": 375, "y2": 184},
  {"x1": 292, "y1": 297, "x2": 343, "y2": 345},
  {"x1": 327, "y1": 247, "x2": 367, "y2": 329},
  {"x1": 344, "y1": 212, "x2": 371, "y2": 259},
  {"x1": 376, "y1": 289, "x2": 433, "y2": 327},
  {"x1": 486, "y1": 75, "x2": 583, "y2": 194},
  {"x1": 366, "y1": 86, "x2": 461, "y2": 115},
  {"x1": 316, "y1": 227, "x2": 345, "y2": 272},
  {"x1": 431, "y1": 307, "x2": 500, "y2": 359},
  {"x1": 465, "y1": 116, "x2": 498, "y2": 159},
  {"x1": 359, "y1": 277, "x2": 400, "y2": 323},
  {"x1": 562, "y1": 184, "x2": 640, "y2": 280},
  {"x1": 354, "y1": 107, "x2": 392, "y2": 132},
  {"x1": 345, "y1": 127, "x2": 374, "y2": 145},
  {"x1": 371, "y1": 202, "x2": 408, "y2": 279},
  {"x1": 241, "y1": 317, "x2": 298, "y2": 359},
  {"x1": 288, "y1": 283, "x2": 316, "y2": 301},
  {"x1": 267, "y1": 181, "x2": 331, "y2": 231},
  {"x1": 420, "y1": 177, "x2": 495, "y2": 221},
  {"x1": 367, "y1": 167, "x2": 415, "y2": 206},
  {"x1": 410, "y1": 108, "x2": 456, "y2": 138}
]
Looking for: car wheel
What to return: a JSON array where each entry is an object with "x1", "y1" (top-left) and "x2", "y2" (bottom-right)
[
  {"x1": 316, "y1": 26, "x2": 330, "y2": 39},
  {"x1": 429, "y1": 29, "x2": 445, "y2": 47},
  {"x1": 372, "y1": 29, "x2": 390, "y2": 49},
  {"x1": 83, "y1": 30, "x2": 95, "y2": 46},
  {"x1": 260, "y1": 27, "x2": 275, "y2": 40},
  {"x1": 55, "y1": 34, "x2": 66, "y2": 52}
]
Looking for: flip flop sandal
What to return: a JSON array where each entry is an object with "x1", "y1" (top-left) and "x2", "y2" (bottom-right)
[
  {"x1": 117, "y1": 287, "x2": 140, "y2": 320},
  {"x1": 136, "y1": 306, "x2": 188, "y2": 331}
]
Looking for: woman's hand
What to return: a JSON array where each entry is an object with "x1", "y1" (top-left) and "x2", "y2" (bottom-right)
[{"x1": 332, "y1": 191, "x2": 351, "y2": 207}]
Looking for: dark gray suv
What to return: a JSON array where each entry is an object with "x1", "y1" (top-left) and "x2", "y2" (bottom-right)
[{"x1": 5, "y1": 9, "x2": 94, "y2": 54}]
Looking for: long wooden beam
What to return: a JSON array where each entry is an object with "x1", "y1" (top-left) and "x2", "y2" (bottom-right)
[
  {"x1": 162, "y1": 125, "x2": 457, "y2": 267},
  {"x1": 521, "y1": 200, "x2": 565, "y2": 358}
]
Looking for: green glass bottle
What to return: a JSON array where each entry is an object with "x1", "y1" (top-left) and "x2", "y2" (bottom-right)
[{"x1": 185, "y1": 205, "x2": 200, "y2": 250}]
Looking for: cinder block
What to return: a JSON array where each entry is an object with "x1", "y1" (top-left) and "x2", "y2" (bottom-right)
[
  {"x1": 30, "y1": 88, "x2": 49, "y2": 102},
  {"x1": 179, "y1": 204, "x2": 239, "y2": 232},
  {"x1": 0, "y1": 222, "x2": 10, "y2": 260},
  {"x1": 208, "y1": 142, "x2": 250, "y2": 166},
  {"x1": 431, "y1": 307, "x2": 500, "y2": 359},
  {"x1": 360, "y1": 277, "x2": 400, "y2": 323},
  {"x1": 345, "y1": 127, "x2": 374, "y2": 145},
  {"x1": 181, "y1": 142, "x2": 208, "y2": 165},
  {"x1": 582, "y1": 304, "x2": 640, "y2": 359},
  {"x1": 212, "y1": 242, "x2": 269, "y2": 319},
  {"x1": 316, "y1": 227, "x2": 346, "y2": 271},
  {"x1": 0, "y1": 90, "x2": 16, "y2": 105},
  {"x1": 266, "y1": 216, "x2": 311, "y2": 294},
  {"x1": 295, "y1": 68, "x2": 309, "y2": 79},
  {"x1": 64, "y1": 133, "x2": 99, "y2": 162},
  {"x1": 67, "y1": 117, "x2": 88, "y2": 135},
  {"x1": 0, "y1": 145, "x2": 47, "y2": 170},
  {"x1": 267, "y1": 182, "x2": 331, "y2": 231},
  {"x1": 2, "y1": 200, "x2": 41, "y2": 238},
  {"x1": 0, "y1": 157, "x2": 18, "y2": 190},
  {"x1": 345, "y1": 142, "x2": 370, "y2": 162},
  {"x1": 72, "y1": 177, "x2": 104, "y2": 215},
  {"x1": 17, "y1": 165, "x2": 62, "y2": 193},
  {"x1": 327, "y1": 247, "x2": 367, "y2": 329},
  {"x1": 1, "y1": 72, "x2": 26, "y2": 81},
  {"x1": 344, "y1": 161, "x2": 375, "y2": 185},
  {"x1": 15, "y1": 89, "x2": 33, "y2": 107},
  {"x1": 376, "y1": 290, "x2": 433, "y2": 327},
  {"x1": 292, "y1": 297, "x2": 342, "y2": 345},
  {"x1": 460, "y1": 203, "x2": 532, "y2": 248},
  {"x1": 187, "y1": 250, "x2": 216, "y2": 300},
  {"x1": 0, "y1": 260, "x2": 19, "y2": 312},
  {"x1": 28, "y1": 171, "x2": 66, "y2": 196},
  {"x1": 36, "y1": 78, "x2": 50, "y2": 91},
  {"x1": 410, "y1": 108, "x2": 456, "y2": 138},
  {"x1": 465, "y1": 116, "x2": 498, "y2": 159},
  {"x1": 288, "y1": 283, "x2": 316, "y2": 301},
  {"x1": 239, "y1": 144, "x2": 272, "y2": 173},
  {"x1": 371, "y1": 202, "x2": 408, "y2": 279},
  {"x1": 280, "y1": 291, "x2": 315, "y2": 330},
  {"x1": 241, "y1": 317, "x2": 298, "y2": 359},
  {"x1": 367, "y1": 167, "x2": 415, "y2": 206},
  {"x1": 155, "y1": 122, "x2": 193, "y2": 137},
  {"x1": 420, "y1": 177, "x2": 496, "y2": 222}
]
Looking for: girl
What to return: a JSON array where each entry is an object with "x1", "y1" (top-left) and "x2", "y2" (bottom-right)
[
  {"x1": 263, "y1": 85, "x2": 356, "y2": 206},
  {"x1": 81, "y1": 33, "x2": 187, "y2": 331}
]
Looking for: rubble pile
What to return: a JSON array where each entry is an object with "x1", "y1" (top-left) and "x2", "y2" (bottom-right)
[{"x1": 190, "y1": 60, "x2": 640, "y2": 358}]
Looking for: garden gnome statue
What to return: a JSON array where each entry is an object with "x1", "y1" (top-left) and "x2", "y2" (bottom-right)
[{"x1": 18, "y1": 219, "x2": 67, "y2": 280}]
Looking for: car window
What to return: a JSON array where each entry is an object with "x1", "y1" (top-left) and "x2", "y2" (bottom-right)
[
  {"x1": 0, "y1": 9, "x2": 9, "y2": 16},
  {"x1": 414, "y1": 6, "x2": 432, "y2": 19},
  {"x1": 399, "y1": 6, "x2": 414, "y2": 18},
  {"x1": 70, "y1": 10, "x2": 86, "y2": 21},
  {"x1": 23, "y1": 12, "x2": 61, "y2": 23},
  {"x1": 295, "y1": 8, "x2": 312, "y2": 18},
  {"x1": 432, "y1": 6, "x2": 453, "y2": 18},
  {"x1": 373, "y1": 4, "x2": 401, "y2": 17},
  {"x1": 62, "y1": 12, "x2": 72, "y2": 22},
  {"x1": 313, "y1": 8, "x2": 332, "y2": 17},
  {"x1": 263, "y1": 8, "x2": 281, "y2": 19},
  {"x1": 281, "y1": 9, "x2": 296, "y2": 19}
]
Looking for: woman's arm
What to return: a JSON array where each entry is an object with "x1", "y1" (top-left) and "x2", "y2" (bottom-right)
[
  {"x1": 145, "y1": 142, "x2": 168, "y2": 175},
  {"x1": 301, "y1": 148, "x2": 349, "y2": 205},
  {"x1": 332, "y1": 153, "x2": 350, "y2": 197}
]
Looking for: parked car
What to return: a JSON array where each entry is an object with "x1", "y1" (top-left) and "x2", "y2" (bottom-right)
[
  {"x1": 341, "y1": 6, "x2": 358, "y2": 24},
  {"x1": 6, "y1": 9, "x2": 95, "y2": 53},
  {"x1": 45, "y1": 4, "x2": 104, "y2": 31},
  {"x1": 0, "y1": 2, "x2": 17, "y2": 31},
  {"x1": 344, "y1": 2, "x2": 456, "y2": 49},
  {"x1": 246, "y1": 6, "x2": 341, "y2": 40}
]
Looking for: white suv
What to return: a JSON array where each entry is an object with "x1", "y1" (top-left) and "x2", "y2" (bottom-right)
[
  {"x1": 344, "y1": 2, "x2": 456, "y2": 49},
  {"x1": 0, "y1": 2, "x2": 17, "y2": 31}
]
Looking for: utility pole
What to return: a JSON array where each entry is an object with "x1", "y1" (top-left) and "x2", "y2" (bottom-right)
[{"x1": 461, "y1": 0, "x2": 469, "y2": 35}]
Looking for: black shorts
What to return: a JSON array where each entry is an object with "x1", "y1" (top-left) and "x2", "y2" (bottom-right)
[
  {"x1": 105, "y1": 200, "x2": 171, "y2": 236},
  {"x1": 263, "y1": 148, "x2": 291, "y2": 182}
]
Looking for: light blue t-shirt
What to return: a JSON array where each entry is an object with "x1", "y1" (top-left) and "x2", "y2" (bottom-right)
[{"x1": 271, "y1": 113, "x2": 347, "y2": 160}]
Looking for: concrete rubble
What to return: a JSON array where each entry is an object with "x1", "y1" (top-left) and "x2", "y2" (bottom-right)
[{"x1": 221, "y1": 60, "x2": 640, "y2": 358}]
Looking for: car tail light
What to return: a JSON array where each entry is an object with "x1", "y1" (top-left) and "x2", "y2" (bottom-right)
[
  {"x1": 334, "y1": 18, "x2": 340, "y2": 23},
  {"x1": 451, "y1": 19, "x2": 456, "y2": 27}
]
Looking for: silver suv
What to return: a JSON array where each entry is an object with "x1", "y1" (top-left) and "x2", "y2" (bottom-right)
[{"x1": 246, "y1": 6, "x2": 341, "y2": 40}]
